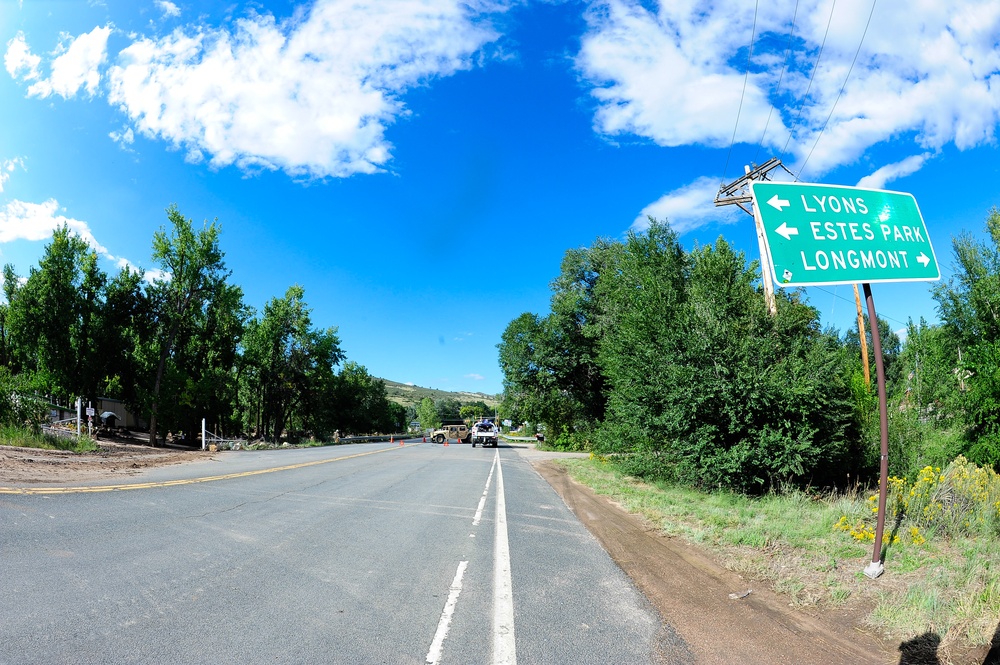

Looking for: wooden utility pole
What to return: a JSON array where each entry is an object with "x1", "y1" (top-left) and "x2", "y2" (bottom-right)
[
  {"x1": 715, "y1": 158, "x2": 794, "y2": 316},
  {"x1": 852, "y1": 284, "x2": 871, "y2": 387}
]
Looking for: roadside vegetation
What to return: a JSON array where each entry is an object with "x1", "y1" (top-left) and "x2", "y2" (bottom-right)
[
  {"x1": 559, "y1": 453, "x2": 1000, "y2": 653},
  {"x1": 499, "y1": 210, "x2": 1000, "y2": 653},
  {"x1": 0, "y1": 424, "x2": 99, "y2": 453},
  {"x1": 0, "y1": 206, "x2": 503, "y2": 452},
  {"x1": 0, "y1": 206, "x2": 410, "y2": 448}
]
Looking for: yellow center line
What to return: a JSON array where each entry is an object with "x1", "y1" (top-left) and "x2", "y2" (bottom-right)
[{"x1": 0, "y1": 442, "x2": 424, "y2": 495}]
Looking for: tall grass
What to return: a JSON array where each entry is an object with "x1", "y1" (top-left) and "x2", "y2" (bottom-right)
[{"x1": 0, "y1": 424, "x2": 99, "y2": 453}]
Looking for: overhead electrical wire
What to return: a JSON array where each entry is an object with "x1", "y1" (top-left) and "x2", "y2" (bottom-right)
[
  {"x1": 780, "y1": 0, "x2": 838, "y2": 161},
  {"x1": 797, "y1": 0, "x2": 879, "y2": 180},
  {"x1": 753, "y1": 0, "x2": 801, "y2": 165},
  {"x1": 813, "y1": 286, "x2": 909, "y2": 329},
  {"x1": 721, "y1": 0, "x2": 760, "y2": 183}
]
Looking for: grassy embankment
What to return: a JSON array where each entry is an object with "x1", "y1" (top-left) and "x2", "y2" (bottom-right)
[
  {"x1": 0, "y1": 425, "x2": 99, "y2": 453},
  {"x1": 557, "y1": 455, "x2": 1000, "y2": 654}
]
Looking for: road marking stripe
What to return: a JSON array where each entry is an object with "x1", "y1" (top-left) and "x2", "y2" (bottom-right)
[
  {"x1": 425, "y1": 560, "x2": 468, "y2": 665},
  {"x1": 473, "y1": 454, "x2": 498, "y2": 526},
  {"x1": 492, "y1": 449, "x2": 517, "y2": 665},
  {"x1": 0, "y1": 443, "x2": 424, "y2": 495}
]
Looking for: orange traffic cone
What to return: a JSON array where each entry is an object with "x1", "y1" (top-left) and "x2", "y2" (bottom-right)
[
  {"x1": 390, "y1": 436, "x2": 394, "y2": 444},
  {"x1": 422, "y1": 436, "x2": 426, "y2": 442},
  {"x1": 444, "y1": 439, "x2": 449, "y2": 447},
  {"x1": 399, "y1": 437, "x2": 404, "y2": 446}
]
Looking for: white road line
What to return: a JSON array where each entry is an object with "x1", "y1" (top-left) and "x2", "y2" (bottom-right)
[
  {"x1": 425, "y1": 560, "x2": 468, "y2": 665},
  {"x1": 492, "y1": 450, "x2": 517, "y2": 665},
  {"x1": 473, "y1": 454, "x2": 498, "y2": 527}
]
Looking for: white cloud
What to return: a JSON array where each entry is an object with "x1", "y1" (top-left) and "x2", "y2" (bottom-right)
[
  {"x1": 4, "y1": 32, "x2": 41, "y2": 80},
  {"x1": 856, "y1": 153, "x2": 931, "y2": 190},
  {"x1": 631, "y1": 176, "x2": 741, "y2": 235},
  {"x1": 156, "y1": 0, "x2": 181, "y2": 18},
  {"x1": 109, "y1": 125, "x2": 136, "y2": 150},
  {"x1": 577, "y1": 1, "x2": 786, "y2": 149},
  {"x1": 0, "y1": 199, "x2": 110, "y2": 254},
  {"x1": 105, "y1": 0, "x2": 503, "y2": 178},
  {"x1": 0, "y1": 157, "x2": 25, "y2": 193},
  {"x1": 20, "y1": 26, "x2": 112, "y2": 99},
  {"x1": 0, "y1": 199, "x2": 167, "y2": 282},
  {"x1": 465, "y1": 373, "x2": 485, "y2": 381},
  {"x1": 142, "y1": 267, "x2": 172, "y2": 283},
  {"x1": 579, "y1": 0, "x2": 1000, "y2": 182}
]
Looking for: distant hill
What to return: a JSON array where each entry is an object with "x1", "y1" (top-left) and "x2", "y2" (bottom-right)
[{"x1": 381, "y1": 379, "x2": 499, "y2": 410}]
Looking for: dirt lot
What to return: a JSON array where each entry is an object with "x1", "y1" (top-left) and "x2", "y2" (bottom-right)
[
  {"x1": 3, "y1": 442, "x2": 997, "y2": 664},
  {"x1": 0, "y1": 440, "x2": 203, "y2": 485}
]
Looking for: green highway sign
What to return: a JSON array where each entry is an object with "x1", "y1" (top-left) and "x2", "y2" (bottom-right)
[{"x1": 750, "y1": 182, "x2": 940, "y2": 287}]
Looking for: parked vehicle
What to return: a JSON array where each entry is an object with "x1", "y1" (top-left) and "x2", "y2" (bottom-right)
[
  {"x1": 431, "y1": 423, "x2": 470, "y2": 444},
  {"x1": 471, "y1": 420, "x2": 498, "y2": 448}
]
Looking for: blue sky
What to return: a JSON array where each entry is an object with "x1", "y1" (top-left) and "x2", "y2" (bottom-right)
[{"x1": 2, "y1": 0, "x2": 1000, "y2": 396}]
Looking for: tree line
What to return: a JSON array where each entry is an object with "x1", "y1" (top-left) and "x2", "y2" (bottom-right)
[
  {"x1": 414, "y1": 396, "x2": 495, "y2": 431},
  {"x1": 498, "y1": 212, "x2": 1000, "y2": 493},
  {"x1": 0, "y1": 205, "x2": 406, "y2": 445}
]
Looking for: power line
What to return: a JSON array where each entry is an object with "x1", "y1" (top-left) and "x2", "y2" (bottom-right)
[
  {"x1": 754, "y1": 0, "x2": 801, "y2": 165},
  {"x1": 780, "y1": 0, "x2": 838, "y2": 159},
  {"x1": 797, "y1": 0, "x2": 878, "y2": 180},
  {"x1": 722, "y1": 0, "x2": 760, "y2": 183},
  {"x1": 812, "y1": 285, "x2": 910, "y2": 329}
]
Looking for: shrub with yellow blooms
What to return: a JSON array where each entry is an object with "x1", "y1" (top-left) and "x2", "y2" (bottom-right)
[{"x1": 835, "y1": 456, "x2": 1000, "y2": 545}]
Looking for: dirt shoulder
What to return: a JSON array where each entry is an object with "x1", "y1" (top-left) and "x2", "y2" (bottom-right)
[
  {"x1": 534, "y1": 459, "x2": 897, "y2": 665},
  {"x1": 0, "y1": 440, "x2": 204, "y2": 485}
]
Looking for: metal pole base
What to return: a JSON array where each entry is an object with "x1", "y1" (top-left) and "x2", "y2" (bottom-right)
[{"x1": 863, "y1": 561, "x2": 884, "y2": 580}]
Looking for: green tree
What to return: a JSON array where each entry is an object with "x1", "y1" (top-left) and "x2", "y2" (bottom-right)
[
  {"x1": 590, "y1": 221, "x2": 689, "y2": 467},
  {"x1": 0, "y1": 367, "x2": 46, "y2": 429},
  {"x1": 460, "y1": 400, "x2": 492, "y2": 422},
  {"x1": 498, "y1": 239, "x2": 613, "y2": 448},
  {"x1": 844, "y1": 314, "x2": 903, "y2": 395},
  {"x1": 329, "y1": 362, "x2": 401, "y2": 434},
  {"x1": 240, "y1": 285, "x2": 342, "y2": 440},
  {"x1": 588, "y1": 221, "x2": 858, "y2": 491},
  {"x1": 933, "y1": 207, "x2": 1000, "y2": 466},
  {"x1": 3, "y1": 227, "x2": 107, "y2": 405},
  {"x1": 143, "y1": 205, "x2": 234, "y2": 446},
  {"x1": 546, "y1": 240, "x2": 612, "y2": 426},
  {"x1": 416, "y1": 397, "x2": 440, "y2": 430},
  {"x1": 434, "y1": 397, "x2": 462, "y2": 421},
  {"x1": 895, "y1": 318, "x2": 962, "y2": 418},
  {"x1": 98, "y1": 268, "x2": 149, "y2": 411}
]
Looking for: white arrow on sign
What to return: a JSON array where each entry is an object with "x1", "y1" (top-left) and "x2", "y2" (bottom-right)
[
  {"x1": 917, "y1": 252, "x2": 930, "y2": 267},
  {"x1": 767, "y1": 194, "x2": 790, "y2": 211},
  {"x1": 774, "y1": 222, "x2": 799, "y2": 241}
]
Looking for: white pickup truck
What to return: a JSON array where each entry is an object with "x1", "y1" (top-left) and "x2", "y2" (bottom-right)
[{"x1": 471, "y1": 421, "x2": 499, "y2": 448}]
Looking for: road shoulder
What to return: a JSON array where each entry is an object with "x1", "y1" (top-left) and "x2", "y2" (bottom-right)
[{"x1": 534, "y1": 459, "x2": 895, "y2": 665}]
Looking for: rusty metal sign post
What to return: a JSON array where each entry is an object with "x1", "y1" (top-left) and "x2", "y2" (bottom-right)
[{"x1": 862, "y1": 283, "x2": 889, "y2": 579}]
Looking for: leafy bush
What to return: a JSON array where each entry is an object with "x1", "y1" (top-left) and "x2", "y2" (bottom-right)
[
  {"x1": 0, "y1": 369, "x2": 47, "y2": 430},
  {"x1": 593, "y1": 225, "x2": 859, "y2": 493},
  {"x1": 547, "y1": 424, "x2": 590, "y2": 452}
]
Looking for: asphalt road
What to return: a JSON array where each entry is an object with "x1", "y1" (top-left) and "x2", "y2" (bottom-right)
[{"x1": 0, "y1": 440, "x2": 674, "y2": 664}]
